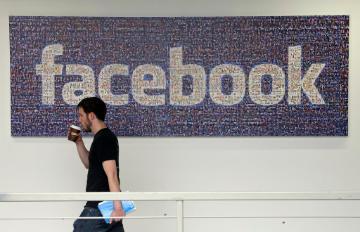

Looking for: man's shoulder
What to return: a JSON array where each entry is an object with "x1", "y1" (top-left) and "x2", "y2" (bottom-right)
[{"x1": 96, "y1": 128, "x2": 118, "y2": 142}]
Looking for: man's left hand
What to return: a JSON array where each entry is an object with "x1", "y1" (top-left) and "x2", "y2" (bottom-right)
[{"x1": 110, "y1": 208, "x2": 125, "y2": 224}]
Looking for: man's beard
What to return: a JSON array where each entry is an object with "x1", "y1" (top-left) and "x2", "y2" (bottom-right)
[{"x1": 82, "y1": 120, "x2": 92, "y2": 132}]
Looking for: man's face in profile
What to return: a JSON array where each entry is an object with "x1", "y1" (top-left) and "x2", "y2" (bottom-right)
[{"x1": 78, "y1": 107, "x2": 92, "y2": 132}]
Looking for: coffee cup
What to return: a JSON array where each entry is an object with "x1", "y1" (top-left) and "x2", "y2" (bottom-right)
[{"x1": 68, "y1": 125, "x2": 81, "y2": 141}]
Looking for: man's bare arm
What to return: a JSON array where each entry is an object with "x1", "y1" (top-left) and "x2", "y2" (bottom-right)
[
  {"x1": 72, "y1": 134, "x2": 89, "y2": 169},
  {"x1": 103, "y1": 160, "x2": 124, "y2": 223}
]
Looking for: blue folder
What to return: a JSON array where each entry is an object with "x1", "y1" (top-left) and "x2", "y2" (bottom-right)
[{"x1": 98, "y1": 200, "x2": 136, "y2": 224}]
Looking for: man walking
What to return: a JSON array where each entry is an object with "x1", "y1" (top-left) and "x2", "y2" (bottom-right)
[{"x1": 70, "y1": 97, "x2": 125, "y2": 232}]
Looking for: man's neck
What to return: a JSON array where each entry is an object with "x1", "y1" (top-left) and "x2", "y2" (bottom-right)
[{"x1": 91, "y1": 121, "x2": 107, "y2": 135}]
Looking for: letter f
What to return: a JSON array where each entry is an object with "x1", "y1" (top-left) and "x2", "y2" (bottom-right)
[{"x1": 36, "y1": 44, "x2": 63, "y2": 105}]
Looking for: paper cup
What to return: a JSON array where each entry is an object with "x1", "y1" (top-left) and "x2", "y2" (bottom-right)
[{"x1": 68, "y1": 125, "x2": 81, "y2": 141}]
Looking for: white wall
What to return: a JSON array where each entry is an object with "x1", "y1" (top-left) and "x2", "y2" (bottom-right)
[{"x1": 1, "y1": 0, "x2": 360, "y2": 231}]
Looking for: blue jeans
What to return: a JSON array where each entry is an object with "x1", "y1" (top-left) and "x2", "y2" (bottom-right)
[{"x1": 73, "y1": 207, "x2": 125, "y2": 232}]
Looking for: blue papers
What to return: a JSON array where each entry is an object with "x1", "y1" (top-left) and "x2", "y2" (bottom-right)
[{"x1": 98, "y1": 200, "x2": 136, "y2": 224}]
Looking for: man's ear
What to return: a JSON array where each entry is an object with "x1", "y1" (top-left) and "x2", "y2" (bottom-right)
[{"x1": 88, "y1": 112, "x2": 96, "y2": 121}]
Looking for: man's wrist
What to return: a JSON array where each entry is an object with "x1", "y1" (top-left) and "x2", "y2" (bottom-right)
[
  {"x1": 75, "y1": 137, "x2": 83, "y2": 145},
  {"x1": 114, "y1": 200, "x2": 123, "y2": 210}
]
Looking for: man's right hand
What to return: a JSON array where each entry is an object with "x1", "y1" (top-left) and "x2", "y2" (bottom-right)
[
  {"x1": 67, "y1": 128, "x2": 82, "y2": 144},
  {"x1": 69, "y1": 128, "x2": 89, "y2": 169}
]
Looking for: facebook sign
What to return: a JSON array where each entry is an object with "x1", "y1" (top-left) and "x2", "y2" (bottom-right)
[{"x1": 10, "y1": 16, "x2": 348, "y2": 136}]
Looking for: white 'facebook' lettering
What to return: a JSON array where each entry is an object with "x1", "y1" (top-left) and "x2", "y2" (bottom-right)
[
  {"x1": 36, "y1": 44, "x2": 326, "y2": 106},
  {"x1": 36, "y1": 44, "x2": 63, "y2": 105}
]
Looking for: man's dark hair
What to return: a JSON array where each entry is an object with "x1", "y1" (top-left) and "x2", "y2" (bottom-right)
[{"x1": 77, "y1": 97, "x2": 107, "y2": 121}]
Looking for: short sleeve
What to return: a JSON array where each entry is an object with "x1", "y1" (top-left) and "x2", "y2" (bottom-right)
[{"x1": 97, "y1": 135, "x2": 118, "y2": 163}]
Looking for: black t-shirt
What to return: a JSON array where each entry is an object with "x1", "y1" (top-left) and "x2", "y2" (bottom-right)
[{"x1": 85, "y1": 128, "x2": 119, "y2": 208}]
